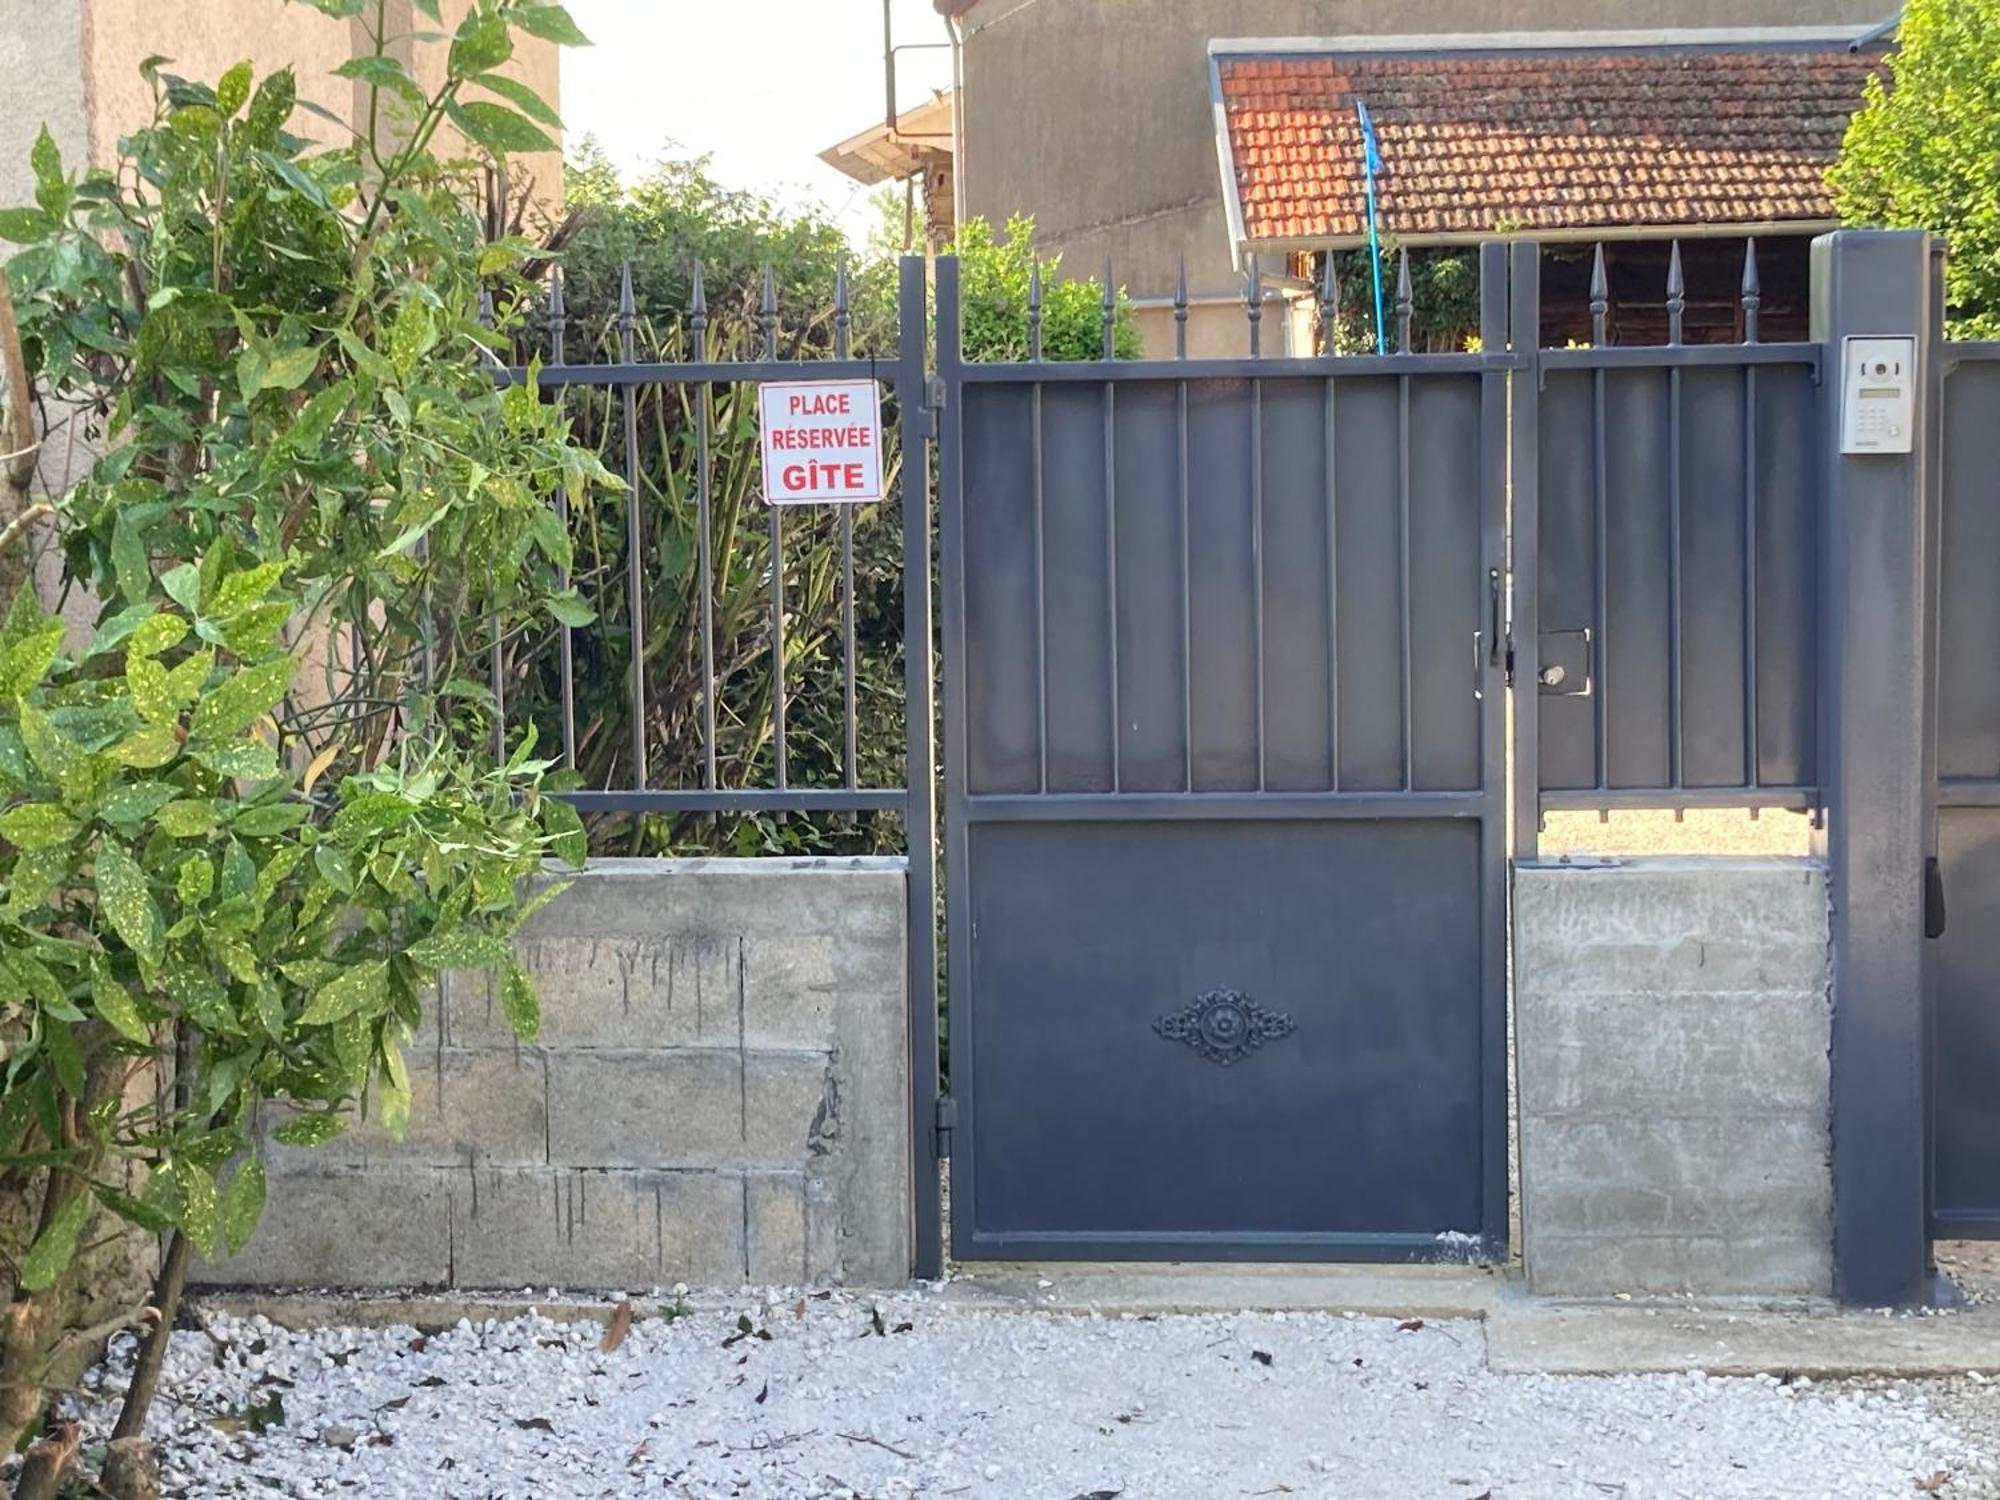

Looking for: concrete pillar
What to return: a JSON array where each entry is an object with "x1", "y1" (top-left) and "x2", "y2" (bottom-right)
[{"x1": 1809, "y1": 230, "x2": 1935, "y2": 1307}]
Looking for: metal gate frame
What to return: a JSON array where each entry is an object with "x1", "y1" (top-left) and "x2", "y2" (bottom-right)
[{"x1": 930, "y1": 247, "x2": 1514, "y2": 1263}]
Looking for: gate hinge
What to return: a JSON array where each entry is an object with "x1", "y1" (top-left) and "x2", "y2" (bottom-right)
[
  {"x1": 923, "y1": 376, "x2": 947, "y2": 444},
  {"x1": 932, "y1": 1094, "x2": 958, "y2": 1160}
]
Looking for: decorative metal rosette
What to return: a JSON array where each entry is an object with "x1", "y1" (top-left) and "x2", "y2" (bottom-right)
[{"x1": 1153, "y1": 988, "x2": 1296, "y2": 1066}]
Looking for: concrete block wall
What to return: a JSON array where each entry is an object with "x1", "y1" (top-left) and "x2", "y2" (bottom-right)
[
  {"x1": 1515, "y1": 858, "x2": 1833, "y2": 1298},
  {"x1": 192, "y1": 858, "x2": 911, "y2": 1291}
]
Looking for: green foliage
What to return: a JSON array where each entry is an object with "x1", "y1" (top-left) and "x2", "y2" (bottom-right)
[
  {"x1": 1326, "y1": 246, "x2": 1481, "y2": 354},
  {"x1": 0, "y1": 0, "x2": 596, "y2": 1321},
  {"x1": 1830, "y1": 0, "x2": 2000, "y2": 338},
  {"x1": 952, "y1": 215, "x2": 1143, "y2": 362}
]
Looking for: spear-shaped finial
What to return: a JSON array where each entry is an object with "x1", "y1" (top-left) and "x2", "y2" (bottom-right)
[
  {"x1": 1027, "y1": 255, "x2": 1043, "y2": 361},
  {"x1": 689, "y1": 259, "x2": 707, "y2": 355},
  {"x1": 1740, "y1": 237, "x2": 1761, "y2": 345},
  {"x1": 1666, "y1": 240, "x2": 1686, "y2": 347},
  {"x1": 1319, "y1": 252, "x2": 1339, "y2": 355},
  {"x1": 759, "y1": 261, "x2": 778, "y2": 359},
  {"x1": 1589, "y1": 243, "x2": 1609, "y2": 347},
  {"x1": 547, "y1": 267, "x2": 567, "y2": 363},
  {"x1": 1101, "y1": 257, "x2": 1117, "y2": 360},
  {"x1": 617, "y1": 259, "x2": 636, "y2": 361},
  {"x1": 834, "y1": 257, "x2": 851, "y2": 359},
  {"x1": 1246, "y1": 254, "x2": 1263, "y2": 358},
  {"x1": 1395, "y1": 247, "x2": 1413, "y2": 353},
  {"x1": 1173, "y1": 255, "x2": 1189, "y2": 360}
]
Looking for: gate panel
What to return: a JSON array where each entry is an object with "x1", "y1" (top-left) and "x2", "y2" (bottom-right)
[
  {"x1": 1930, "y1": 345, "x2": 2000, "y2": 1238},
  {"x1": 936, "y1": 248, "x2": 1510, "y2": 1262}
]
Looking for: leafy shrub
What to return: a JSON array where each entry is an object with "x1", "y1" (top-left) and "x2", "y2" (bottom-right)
[
  {"x1": 0, "y1": 0, "x2": 602, "y2": 1464},
  {"x1": 1830, "y1": 0, "x2": 2000, "y2": 338}
]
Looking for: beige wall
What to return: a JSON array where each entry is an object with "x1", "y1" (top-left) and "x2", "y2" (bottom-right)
[
  {"x1": 0, "y1": 0, "x2": 90, "y2": 213},
  {"x1": 955, "y1": 0, "x2": 1890, "y2": 353}
]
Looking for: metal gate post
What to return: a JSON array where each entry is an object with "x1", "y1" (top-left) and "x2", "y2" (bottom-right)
[
  {"x1": 899, "y1": 254, "x2": 944, "y2": 1280},
  {"x1": 1811, "y1": 229, "x2": 1936, "y2": 1307}
]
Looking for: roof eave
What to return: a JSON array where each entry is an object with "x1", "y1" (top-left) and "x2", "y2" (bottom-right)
[{"x1": 1239, "y1": 219, "x2": 1843, "y2": 256}]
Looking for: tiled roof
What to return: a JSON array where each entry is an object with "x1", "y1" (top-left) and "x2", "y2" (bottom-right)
[{"x1": 1216, "y1": 41, "x2": 1888, "y2": 245}]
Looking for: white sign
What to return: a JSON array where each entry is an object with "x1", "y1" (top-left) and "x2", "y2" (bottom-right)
[{"x1": 758, "y1": 379, "x2": 884, "y2": 505}]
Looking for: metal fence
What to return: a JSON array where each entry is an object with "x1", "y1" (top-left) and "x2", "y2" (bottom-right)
[
  {"x1": 1516, "y1": 239, "x2": 1824, "y2": 856},
  {"x1": 499, "y1": 255, "x2": 942, "y2": 1273}
]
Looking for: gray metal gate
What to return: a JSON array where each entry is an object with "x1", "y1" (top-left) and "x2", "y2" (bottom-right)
[
  {"x1": 934, "y1": 248, "x2": 1512, "y2": 1261},
  {"x1": 1928, "y1": 324, "x2": 2000, "y2": 1240}
]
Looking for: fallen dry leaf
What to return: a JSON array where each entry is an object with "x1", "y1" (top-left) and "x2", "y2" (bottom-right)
[
  {"x1": 1397, "y1": 1319, "x2": 1425, "y2": 1333},
  {"x1": 514, "y1": 1417, "x2": 556, "y2": 1434},
  {"x1": 1250, "y1": 1350, "x2": 1274, "y2": 1367},
  {"x1": 1914, "y1": 1474, "x2": 1950, "y2": 1495},
  {"x1": 601, "y1": 1298, "x2": 635, "y2": 1354}
]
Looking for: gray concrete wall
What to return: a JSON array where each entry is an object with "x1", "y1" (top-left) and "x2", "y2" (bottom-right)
[
  {"x1": 955, "y1": 0, "x2": 1888, "y2": 355},
  {"x1": 193, "y1": 858, "x2": 912, "y2": 1292},
  {"x1": 1515, "y1": 858, "x2": 1833, "y2": 1298},
  {"x1": 0, "y1": 0, "x2": 88, "y2": 232}
]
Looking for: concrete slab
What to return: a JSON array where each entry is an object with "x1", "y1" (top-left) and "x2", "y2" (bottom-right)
[
  {"x1": 1487, "y1": 1301, "x2": 2000, "y2": 1378},
  {"x1": 939, "y1": 1262, "x2": 1509, "y2": 1320}
]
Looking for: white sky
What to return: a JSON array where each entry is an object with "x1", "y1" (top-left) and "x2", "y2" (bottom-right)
[{"x1": 561, "y1": 0, "x2": 954, "y2": 237}]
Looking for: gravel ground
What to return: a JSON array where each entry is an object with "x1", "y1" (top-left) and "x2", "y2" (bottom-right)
[{"x1": 61, "y1": 1293, "x2": 1997, "y2": 1500}]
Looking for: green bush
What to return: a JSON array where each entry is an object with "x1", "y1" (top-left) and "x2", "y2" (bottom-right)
[
  {"x1": 0, "y1": 0, "x2": 601, "y2": 1462},
  {"x1": 1830, "y1": 0, "x2": 2000, "y2": 338}
]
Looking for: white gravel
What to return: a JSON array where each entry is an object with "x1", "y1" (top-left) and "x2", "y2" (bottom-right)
[{"x1": 66, "y1": 1291, "x2": 1995, "y2": 1499}]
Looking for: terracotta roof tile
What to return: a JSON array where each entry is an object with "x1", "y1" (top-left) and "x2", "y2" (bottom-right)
[{"x1": 1216, "y1": 43, "x2": 1886, "y2": 242}]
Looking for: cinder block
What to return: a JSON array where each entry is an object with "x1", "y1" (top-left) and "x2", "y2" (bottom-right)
[
  {"x1": 190, "y1": 1169, "x2": 452, "y2": 1289},
  {"x1": 451, "y1": 1168, "x2": 744, "y2": 1290},
  {"x1": 545, "y1": 1051, "x2": 831, "y2": 1170},
  {"x1": 746, "y1": 1172, "x2": 814, "y2": 1285},
  {"x1": 272, "y1": 1050, "x2": 550, "y2": 1171}
]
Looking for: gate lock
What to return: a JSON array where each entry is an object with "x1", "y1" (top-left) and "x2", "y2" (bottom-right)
[{"x1": 1537, "y1": 628, "x2": 1594, "y2": 698}]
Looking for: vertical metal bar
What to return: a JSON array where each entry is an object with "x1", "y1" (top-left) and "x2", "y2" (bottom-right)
[
  {"x1": 1103, "y1": 259, "x2": 1121, "y2": 790},
  {"x1": 933, "y1": 254, "x2": 972, "y2": 1264},
  {"x1": 761, "y1": 263, "x2": 786, "y2": 789},
  {"x1": 1178, "y1": 370, "x2": 1193, "y2": 792},
  {"x1": 1667, "y1": 242, "x2": 1685, "y2": 792},
  {"x1": 836, "y1": 259, "x2": 858, "y2": 788},
  {"x1": 548, "y1": 270, "x2": 577, "y2": 772},
  {"x1": 1510, "y1": 241, "x2": 1544, "y2": 860},
  {"x1": 1593, "y1": 366, "x2": 1610, "y2": 792},
  {"x1": 1479, "y1": 240, "x2": 1515, "y2": 1250},
  {"x1": 1252, "y1": 372, "x2": 1267, "y2": 790},
  {"x1": 899, "y1": 254, "x2": 943, "y2": 1280},
  {"x1": 1397, "y1": 371, "x2": 1412, "y2": 790},
  {"x1": 1741, "y1": 240, "x2": 1761, "y2": 789},
  {"x1": 618, "y1": 261, "x2": 646, "y2": 789},
  {"x1": 692, "y1": 262, "x2": 718, "y2": 789},
  {"x1": 1032, "y1": 382, "x2": 1048, "y2": 793},
  {"x1": 1325, "y1": 368, "x2": 1340, "y2": 791},
  {"x1": 1105, "y1": 379, "x2": 1121, "y2": 792}
]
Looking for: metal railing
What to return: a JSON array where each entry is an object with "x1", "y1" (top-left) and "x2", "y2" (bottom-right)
[
  {"x1": 493, "y1": 257, "x2": 931, "y2": 821},
  {"x1": 1519, "y1": 238, "x2": 1825, "y2": 848}
]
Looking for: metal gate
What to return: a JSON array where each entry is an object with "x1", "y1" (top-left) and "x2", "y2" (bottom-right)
[
  {"x1": 1928, "y1": 326, "x2": 2000, "y2": 1239},
  {"x1": 934, "y1": 248, "x2": 1512, "y2": 1261}
]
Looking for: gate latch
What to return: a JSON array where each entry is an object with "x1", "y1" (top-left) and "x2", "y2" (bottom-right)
[{"x1": 1475, "y1": 568, "x2": 1507, "y2": 698}]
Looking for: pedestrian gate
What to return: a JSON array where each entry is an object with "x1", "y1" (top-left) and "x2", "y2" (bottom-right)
[{"x1": 934, "y1": 250, "x2": 1513, "y2": 1260}]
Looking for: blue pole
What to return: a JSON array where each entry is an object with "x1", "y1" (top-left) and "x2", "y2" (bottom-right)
[{"x1": 1357, "y1": 100, "x2": 1387, "y2": 355}]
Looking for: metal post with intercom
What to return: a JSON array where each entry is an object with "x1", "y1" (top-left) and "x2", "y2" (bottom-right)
[{"x1": 1811, "y1": 230, "x2": 1936, "y2": 1307}]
